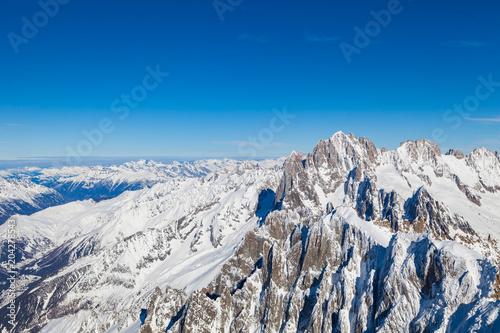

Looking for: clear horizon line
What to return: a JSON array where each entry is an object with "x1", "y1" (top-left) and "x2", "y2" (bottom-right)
[{"x1": 0, "y1": 154, "x2": 288, "y2": 162}]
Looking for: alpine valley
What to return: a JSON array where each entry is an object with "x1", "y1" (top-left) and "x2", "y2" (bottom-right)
[{"x1": 1, "y1": 132, "x2": 500, "y2": 333}]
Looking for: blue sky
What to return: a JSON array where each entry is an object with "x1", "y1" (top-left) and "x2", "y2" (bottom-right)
[{"x1": 1, "y1": 0, "x2": 499, "y2": 163}]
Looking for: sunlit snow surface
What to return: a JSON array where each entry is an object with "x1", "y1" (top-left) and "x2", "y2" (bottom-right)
[
  {"x1": 2, "y1": 159, "x2": 284, "y2": 332},
  {"x1": 1, "y1": 134, "x2": 500, "y2": 332}
]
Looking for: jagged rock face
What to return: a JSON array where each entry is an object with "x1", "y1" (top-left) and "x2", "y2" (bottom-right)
[
  {"x1": 146, "y1": 211, "x2": 500, "y2": 333},
  {"x1": 395, "y1": 139, "x2": 442, "y2": 172},
  {"x1": 402, "y1": 187, "x2": 476, "y2": 238},
  {"x1": 274, "y1": 132, "x2": 499, "y2": 245},
  {"x1": 274, "y1": 151, "x2": 310, "y2": 210},
  {"x1": 4, "y1": 266, "x2": 91, "y2": 333},
  {"x1": 141, "y1": 133, "x2": 500, "y2": 333},
  {"x1": 0, "y1": 159, "x2": 284, "y2": 332},
  {"x1": 446, "y1": 149, "x2": 465, "y2": 159},
  {"x1": 1, "y1": 133, "x2": 500, "y2": 332},
  {"x1": 141, "y1": 287, "x2": 187, "y2": 333},
  {"x1": 377, "y1": 189, "x2": 404, "y2": 230},
  {"x1": 453, "y1": 175, "x2": 482, "y2": 205},
  {"x1": 307, "y1": 134, "x2": 379, "y2": 172},
  {"x1": 465, "y1": 148, "x2": 500, "y2": 193},
  {"x1": 275, "y1": 133, "x2": 380, "y2": 215}
]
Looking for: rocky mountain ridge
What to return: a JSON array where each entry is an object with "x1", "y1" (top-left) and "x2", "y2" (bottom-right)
[{"x1": 0, "y1": 132, "x2": 499, "y2": 332}]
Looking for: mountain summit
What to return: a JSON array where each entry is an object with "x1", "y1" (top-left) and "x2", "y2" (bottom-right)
[{"x1": 1, "y1": 133, "x2": 499, "y2": 332}]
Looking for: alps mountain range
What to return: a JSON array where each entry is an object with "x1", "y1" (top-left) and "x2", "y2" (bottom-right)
[{"x1": 0, "y1": 132, "x2": 499, "y2": 332}]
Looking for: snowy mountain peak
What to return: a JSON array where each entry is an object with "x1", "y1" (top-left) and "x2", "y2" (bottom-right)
[
  {"x1": 288, "y1": 150, "x2": 305, "y2": 159},
  {"x1": 446, "y1": 148, "x2": 465, "y2": 159},
  {"x1": 1, "y1": 134, "x2": 500, "y2": 332},
  {"x1": 397, "y1": 138, "x2": 441, "y2": 161},
  {"x1": 467, "y1": 147, "x2": 500, "y2": 167},
  {"x1": 329, "y1": 130, "x2": 346, "y2": 138}
]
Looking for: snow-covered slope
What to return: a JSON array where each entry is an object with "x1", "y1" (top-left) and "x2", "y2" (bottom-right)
[
  {"x1": 0, "y1": 159, "x2": 260, "y2": 225},
  {"x1": 151, "y1": 207, "x2": 499, "y2": 332},
  {"x1": 0, "y1": 160, "x2": 283, "y2": 332},
  {"x1": 0, "y1": 133, "x2": 499, "y2": 332},
  {"x1": 144, "y1": 133, "x2": 500, "y2": 333},
  {"x1": 272, "y1": 132, "x2": 500, "y2": 263},
  {"x1": 0, "y1": 177, "x2": 65, "y2": 225}
]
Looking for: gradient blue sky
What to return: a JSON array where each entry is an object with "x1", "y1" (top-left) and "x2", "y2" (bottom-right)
[{"x1": 1, "y1": 0, "x2": 499, "y2": 162}]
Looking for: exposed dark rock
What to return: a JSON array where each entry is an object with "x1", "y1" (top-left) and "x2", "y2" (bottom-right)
[{"x1": 446, "y1": 149, "x2": 465, "y2": 159}]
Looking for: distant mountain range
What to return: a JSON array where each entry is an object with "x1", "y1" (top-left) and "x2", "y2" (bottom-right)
[
  {"x1": 0, "y1": 159, "x2": 249, "y2": 225},
  {"x1": 0, "y1": 132, "x2": 499, "y2": 332}
]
